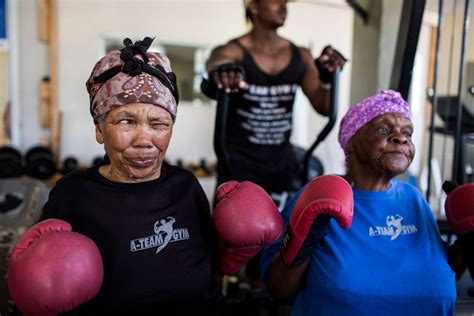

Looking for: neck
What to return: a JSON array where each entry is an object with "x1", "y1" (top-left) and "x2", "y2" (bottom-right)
[
  {"x1": 249, "y1": 24, "x2": 281, "y2": 45},
  {"x1": 344, "y1": 170, "x2": 393, "y2": 191},
  {"x1": 98, "y1": 164, "x2": 160, "y2": 183}
]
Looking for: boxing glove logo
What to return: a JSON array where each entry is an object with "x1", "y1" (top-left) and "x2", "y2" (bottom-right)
[{"x1": 130, "y1": 216, "x2": 190, "y2": 253}]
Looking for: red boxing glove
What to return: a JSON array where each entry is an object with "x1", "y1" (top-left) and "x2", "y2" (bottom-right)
[
  {"x1": 280, "y1": 175, "x2": 353, "y2": 266},
  {"x1": 445, "y1": 183, "x2": 474, "y2": 234},
  {"x1": 8, "y1": 219, "x2": 104, "y2": 316},
  {"x1": 444, "y1": 182, "x2": 474, "y2": 277},
  {"x1": 213, "y1": 181, "x2": 284, "y2": 275}
]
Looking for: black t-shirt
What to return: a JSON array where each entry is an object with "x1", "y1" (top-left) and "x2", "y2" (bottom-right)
[
  {"x1": 220, "y1": 39, "x2": 305, "y2": 194},
  {"x1": 41, "y1": 163, "x2": 223, "y2": 315}
]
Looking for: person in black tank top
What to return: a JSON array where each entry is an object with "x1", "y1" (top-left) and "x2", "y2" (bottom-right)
[
  {"x1": 207, "y1": 0, "x2": 347, "y2": 202},
  {"x1": 205, "y1": 0, "x2": 346, "y2": 294},
  {"x1": 222, "y1": 39, "x2": 305, "y2": 195}
]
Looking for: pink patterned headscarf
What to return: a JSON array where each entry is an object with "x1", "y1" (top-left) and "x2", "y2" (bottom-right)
[
  {"x1": 338, "y1": 89, "x2": 411, "y2": 159},
  {"x1": 86, "y1": 37, "x2": 179, "y2": 123}
]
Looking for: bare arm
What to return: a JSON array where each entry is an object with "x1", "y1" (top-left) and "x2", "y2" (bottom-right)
[
  {"x1": 206, "y1": 43, "x2": 243, "y2": 72},
  {"x1": 265, "y1": 254, "x2": 309, "y2": 303},
  {"x1": 299, "y1": 47, "x2": 331, "y2": 116}
]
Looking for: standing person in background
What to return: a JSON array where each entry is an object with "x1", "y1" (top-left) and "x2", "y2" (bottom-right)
[{"x1": 205, "y1": 0, "x2": 346, "y2": 288}]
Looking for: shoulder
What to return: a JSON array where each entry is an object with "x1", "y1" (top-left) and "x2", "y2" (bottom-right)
[
  {"x1": 391, "y1": 180, "x2": 430, "y2": 208},
  {"x1": 296, "y1": 46, "x2": 314, "y2": 64},
  {"x1": 209, "y1": 39, "x2": 245, "y2": 62},
  {"x1": 164, "y1": 163, "x2": 201, "y2": 187},
  {"x1": 164, "y1": 163, "x2": 208, "y2": 202},
  {"x1": 393, "y1": 180, "x2": 423, "y2": 196},
  {"x1": 52, "y1": 168, "x2": 93, "y2": 190}
]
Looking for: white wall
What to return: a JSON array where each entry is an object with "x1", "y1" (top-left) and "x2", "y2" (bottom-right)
[
  {"x1": 50, "y1": 0, "x2": 353, "y2": 173},
  {"x1": 12, "y1": 0, "x2": 50, "y2": 150},
  {"x1": 284, "y1": 2, "x2": 353, "y2": 175}
]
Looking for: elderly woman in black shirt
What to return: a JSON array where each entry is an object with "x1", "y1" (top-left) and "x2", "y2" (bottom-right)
[{"x1": 9, "y1": 37, "x2": 223, "y2": 316}]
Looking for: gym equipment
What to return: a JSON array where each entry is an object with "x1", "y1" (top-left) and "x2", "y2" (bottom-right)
[
  {"x1": 0, "y1": 146, "x2": 23, "y2": 178},
  {"x1": 24, "y1": 146, "x2": 57, "y2": 180},
  {"x1": 300, "y1": 69, "x2": 339, "y2": 185},
  {"x1": 92, "y1": 156, "x2": 103, "y2": 166},
  {"x1": 389, "y1": 0, "x2": 426, "y2": 100},
  {"x1": 201, "y1": 69, "x2": 339, "y2": 200},
  {"x1": 427, "y1": 0, "x2": 472, "y2": 201},
  {"x1": 198, "y1": 158, "x2": 213, "y2": 176},
  {"x1": 0, "y1": 179, "x2": 48, "y2": 315},
  {"x1": 176, "y1": 158, "x2": 184, "y2": 169},
  {"x1": 0, "y1": 193, "x2": 23, "y2": 215},
  {"x1": 61, "y1": 156, "x2": 80, "y2": 175},
  {"x1": 0, "y1": 178, "x2": 47, "y2": 256},
  {"x1": 92, "y1": 155, "x2": 110, "y2": 166}
]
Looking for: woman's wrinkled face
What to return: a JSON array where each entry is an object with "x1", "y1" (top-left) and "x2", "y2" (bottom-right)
[
  {"x1": 348, "y1": 113, "x2": 415, "y2": 178},
  {"x1": 95, "y1": 103, "x2": 173, "y2": 183}
]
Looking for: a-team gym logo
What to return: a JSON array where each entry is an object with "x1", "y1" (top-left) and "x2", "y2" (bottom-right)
[
  {"x1": 368, "y1": 214, "x2": 418, "y2": 240},
  {"x1": 130, "y1": 216, "x2": 190, "y2": 253}
]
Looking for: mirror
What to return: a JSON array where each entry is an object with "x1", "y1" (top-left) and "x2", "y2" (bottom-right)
[{"x1": 103, "y1": 36, "x2": 213, "y2": 105}]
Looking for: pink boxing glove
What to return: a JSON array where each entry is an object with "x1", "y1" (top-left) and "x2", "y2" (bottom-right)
[
  {"x1": 8, "y1": 219, "x2": 104, "y2": 316},
  {"x1": 213, "y1": 181, "x2": 284, "y2": 275}
]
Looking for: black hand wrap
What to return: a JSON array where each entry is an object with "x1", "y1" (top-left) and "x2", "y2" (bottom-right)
[
  {"x1": 315, "y1": 45, "x2": 347, "y2": 85},
  {"x1": 442, "y1": 180, "x2": 458, "y2": 195},
  {"x1": 282, "y1": 215, "x2": 330, "y2": 267},
  {"x1": 206, "y1": 63, "x2": 246, "y2": 97},
  {"x1": 315, "y1": 59, "x2": 332, "y2": 85},
  {"x1": 209, "y1": 63, "x2": 246, "y2": 85},
  {"x1": 456, "y1": 231, "x2": 474, "y2": 278},
  {"x1": 200, "y1": 78, "x2": 217, "y2": 100},
  {"x1": 214, "y1": 63, "x2": 246, "y2": 77}
]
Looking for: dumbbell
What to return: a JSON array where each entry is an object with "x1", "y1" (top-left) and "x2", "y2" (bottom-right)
[
  {"x1": 198, "y1": 158, "x2": 213, "y2": 175},
  {"x1": 62, "y1": 156, "x2": 80, "y2": 175},
  {"x1": 176, "y1": 159, "x2": 184, "y2": 169},
  {"x1": 0, "y1": 146, "x2": 23, "y2": 178},
  {"x1": 24, "y1": 146, "x2": 57, "y2": 180},
  {"x1": 92, "y1": 154, "x2": 110, "y2": 166},
  {"x1": 92, "y1": 156, "x2": 103, "y2": 166}
]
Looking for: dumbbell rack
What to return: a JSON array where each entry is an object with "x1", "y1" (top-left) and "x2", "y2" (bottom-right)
[{"x1": 0, "y1": 179, "x2": 48, "y2": 316}]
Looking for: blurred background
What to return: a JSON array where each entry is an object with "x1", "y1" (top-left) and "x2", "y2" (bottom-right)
[{"x1": 2, "y1": 0, "x2": 474, "y2": 314}]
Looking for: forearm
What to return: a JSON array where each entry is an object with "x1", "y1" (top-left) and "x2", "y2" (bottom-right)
[
  {"x1": 206, "y1": 44, "x2": 241, "y2": 73},
  {"x1": 309, "y1": 86, "x2": 331, "y2": 116},
  {"x1": 265, "y1": 254, "x2": 309, "y2": 303}
]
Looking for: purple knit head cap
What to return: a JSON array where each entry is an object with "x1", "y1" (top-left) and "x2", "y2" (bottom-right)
[{"x1": 338, "y1": 89, "x2": 411, "y2": 160}]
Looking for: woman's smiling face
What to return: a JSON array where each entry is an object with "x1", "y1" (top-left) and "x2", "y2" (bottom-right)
[{"x1": 348, "y1": 113, "x2": 415, "y2": 178}]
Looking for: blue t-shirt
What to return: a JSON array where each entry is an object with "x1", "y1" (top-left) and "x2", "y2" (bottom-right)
[{"x1": 261, "y1": 179, "x2": 456, "y2": 316}]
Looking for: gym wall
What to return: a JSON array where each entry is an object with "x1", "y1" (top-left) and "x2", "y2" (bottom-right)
[{"x1": 10, "y1": 0, "x2": 354, "y2": 175}]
